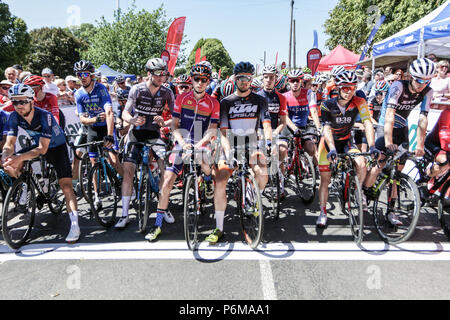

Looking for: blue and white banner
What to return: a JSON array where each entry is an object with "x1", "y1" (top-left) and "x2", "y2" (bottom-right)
[{"x1": 357, "y1": 15, "x2": 386, "y2": 68}]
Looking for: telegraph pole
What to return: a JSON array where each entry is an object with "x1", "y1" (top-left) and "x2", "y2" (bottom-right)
[
  {"x1": 288, "y1": 0, "x2": 294, "y2": 69},
  {"x1": 293, "y1": 19, "x2": 296, "y2": 69}
]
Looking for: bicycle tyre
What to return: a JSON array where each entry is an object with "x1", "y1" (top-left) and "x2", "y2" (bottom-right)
[
  {"x1": 437, "y1": 179, "x2": 450, "y2": 239},
  {"x1": 372, "y1": 173, "x2": 421, "y2": 244},
  {"x1": 295, "y1": 153, "x2": 316, "y2": 204},
  {"x1": 78, "y1": 152, "x2": 91, "y2": 202},
  {"x1": 47, "y1": 166, "x2": 64, "y2": 215},
  {"x1": 238, "y1": 173, "x2": 264, "y2": 249},
  {"x1": 2, "y1": 176, "x2": 36, "y2": 250},
  {"x1": 345, "y1": 174, "x2": 364, "y2": 244},
  {"x1": 264, "y1": 169, "x2": 280, "y2": 219},
  {"x1": 87, "y1": 163, "x2": 119, "y2": 227},
  {"x1": 183, "y1": 175, "x2": 199, "y2": 251},
  {"x1": 136, "y1": 164, "x2": 150, "y2": 234}
]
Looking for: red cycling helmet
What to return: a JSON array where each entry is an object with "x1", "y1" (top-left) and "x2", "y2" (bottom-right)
[
  {"x1": 175, "y1": 74, "x2": 192, "y2": 85},
  {"x1": 23, "y1": 75, "x2": 45, "y2": 88}
]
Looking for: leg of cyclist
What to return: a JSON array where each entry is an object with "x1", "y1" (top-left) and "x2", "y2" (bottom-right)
[
  {"x1": 278, "y1": 140, "x2": 289, "y2": 199},
  {"x1": 250, "y1": 151, "x2": 269, "y2": 191},
  {"x1": 317, "y1": 138, "x2": 333, "y2": 227}
]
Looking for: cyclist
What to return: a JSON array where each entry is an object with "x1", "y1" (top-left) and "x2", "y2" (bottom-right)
[
  {"x1": 325, "y1": 65, "x2": 346, "y2": 99},
  {"x1": 206, "y1": 72, "x2": 220, "y2": 95},
  {"x1": 275, "y1": 74, "x2": 288, "y2": 94},
  {"x1": 212, "y1": 76, "x2": 236, "y2": 101},
  {"x1": 317, "y1": 70, "x2": 377, "y2": 227},
  {"x1": 117, "y1": 57, "x2": 175, "y2": 229},
  {"x1": 368, "y1": 80, "x2": 389, "y2": 126},
  {"x1": 74, "y1": 60, "x2": 123, "y2": 209},
  {"x1": 257, "y1": 65, "x2": 288, "y2": 197},
  {"x1": 2, "y1": 84, "x2": 80, "y2": 243},
  {"x1": 283, "y1": 69, "x2": 320, "y2": 166},
  {"x1": 174, "y1": 74, "x2": 192, "y2": 96},
  {"x1": 251, "y1": 77, "x2": 263, "y2": 93},
  {"x1": 363, "y1": 58, "x2": 435, "y2": 226},
  {"x1": 207, "y1": 61, "x2": 273, "y2": 244},
  {"x1": 145, "y1": 62, "x2": 220, "y2": 241}
]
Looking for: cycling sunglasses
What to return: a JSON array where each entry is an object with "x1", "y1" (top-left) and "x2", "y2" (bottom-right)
[
  {"x1": 76, "y1": 72, "x2": 91, "y2": 78},
  {"x1": 339, "y1": 85, "x2": 357, "y2": 93},
  {"x1": 193, "y1": 77, "x2": 208, "y2": 83},
  {"x1": 288, "y1": 78, "x2": 301, "y2": 84},
  {"x1": 413, "y1": 77, "x2": 431, "y2": 85},
  {"x1": 151, "y1": 70, "x2": 168, "y2": 77},
  {"x1": 179, "y1": 85, "x2": 190, "y2": 90},
  {"x1": 12, "y1": 99, "x2": 31, "y2": 106},
  {"x1": 236, "y1": 75, "x2": 252, "y2": 82},
  {"x1": 1, "y1": 86, "x2": 10, "y2": 90}
]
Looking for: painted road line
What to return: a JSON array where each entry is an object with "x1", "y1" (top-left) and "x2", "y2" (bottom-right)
[
  {"x1": 1, "y1": 241, "x2": 450, "y2": 261},
  {"x1": 259, "y1": 260, "x2": 277, "y2": 300}
]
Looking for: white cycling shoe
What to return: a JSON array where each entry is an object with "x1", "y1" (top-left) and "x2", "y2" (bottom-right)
[
  {"x1": 316, "y1": 212, "x2": 327, "y2": 228},
  {"x1": 66, "y1": 224, "x2": 80, "y2": 243},
  {"x1": 164, "y1": 211, "x2": 175, "y2": 224},
  {"x1": 115, "y1": 216, "x2": 130, "y2": 229}
]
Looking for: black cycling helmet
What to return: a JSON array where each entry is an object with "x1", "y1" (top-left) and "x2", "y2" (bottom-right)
[
  {"x1": 115, "y1": 75, "x2": 125, "y2": 83},
  {"x1": 74, "y1": 60, "x2": 95, "y2": 73},
  {"x1": 234, "y1": 61, "x2": 255, "y2": 75}
]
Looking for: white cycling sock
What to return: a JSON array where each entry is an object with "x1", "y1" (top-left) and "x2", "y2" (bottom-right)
[
  {"x1": 215, "y1": 211, "x2": 224, "y2": 231},
  {"x1": 69, "y1": 211, "x2": 79, "y2": 225},
  {"x1": 121, "y1": 196, "x2": 131, "y2": 218}
]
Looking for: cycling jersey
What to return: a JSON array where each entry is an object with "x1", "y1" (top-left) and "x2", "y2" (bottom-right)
[
  {"x1": 283, "y1": 88, "x2": 314, "y2": 128},
  {"x1": 220, "y1": 92, "x2": 271, "y2": 137},
  {"x1": 256, "y1": 89, "x2": 287, "y2": 129},
  {"x1": 321, "y1": 96, "x2": 371, "y2": 141},
  {"x1": 124, "y1": 82, "x2": 175, "y2": 132},
  {"x1": 172, "y1": 91, "x2": 220, "y2": 144},
  {"x1": 0, "y1": 110, "x2": 9, "y2": 139},
  {"x1": 426, "y1": 108, "x2": 450, "y2": 155},
  {"x1": 368, "y1": 96, "x2": 383, "y2": 122},
  {"x1": 8, "y1": 107, "x2": 66, "y2": 149},
  {"x1": 75, "y1": 82, "x2": 112, "y2": 127},
  {"x1": 378, "y1": 80, "x2": 433, "y2": 128}
]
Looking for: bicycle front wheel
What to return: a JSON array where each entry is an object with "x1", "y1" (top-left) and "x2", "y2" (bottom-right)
[
  {"x1": 183, "y1": 175, "x2": 199, "y2": 251},
  {"x1": 372, "y1": 173, "x2": 421, "y2": 244},
  {"x1": 344, "y1": 174, "x2": 364, "y2": 244},
  {"x1": 2, "y1": 176, "x2": 36, "y2": 250},
  {"x1": 295, "y1": 153, "x2": 316, "y2": 204},
  {"x1": 136, "y1": 164, "x2": 150, "y2": 234},
  {"x1": 47, "y1": 166, "x2": 65, "y2": 215},
  {"x1": 263, "y1": 169, "x2": 280, "y2": 219},
  {"x1": 78, "y1": 152, "x2": 92, "y2": 202},
  {"x1": 238, "y1": 174, "x2": 264, "y2": 249},
  {"x1": 87, "y1": 163, "x2": 119, "y2": 227},
  {"x1": 438, "y1": 180, "x2": 450, "y2": 240}
]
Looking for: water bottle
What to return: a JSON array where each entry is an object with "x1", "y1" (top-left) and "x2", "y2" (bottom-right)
[{"x1": 43, "y1": 178, "x2": 49, "y2": 194}]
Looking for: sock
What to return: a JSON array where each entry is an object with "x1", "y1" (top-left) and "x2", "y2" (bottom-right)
[
  {"x1": 204, "y1": 175, "x2": 212, "y2": 182},
  {"x1": 155, "y1": 208, "x2": 166, "y2": 228},
  {"x1": 320, "y1": 206, "x2": 327, "y2": 215},
  {"x1": 121, "y1": 196, "x2": 131, "y2": 218},
  {"x1": 69, "y1": 211, "x2": 79, "y2": 226},
  {"x1": 215, "y1": 211, "x2": 224, "y2": 231}
]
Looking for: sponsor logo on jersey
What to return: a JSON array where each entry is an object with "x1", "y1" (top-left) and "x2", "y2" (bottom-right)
[
  {"x1": 229, "y1": 104, "x2": 258, "y2": 116},
  {"x1": 336, "y1": 116, "x2": 353, "y2": 124}
]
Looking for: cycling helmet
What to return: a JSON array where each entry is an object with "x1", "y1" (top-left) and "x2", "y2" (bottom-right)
[
  {"x1": 251, "y1": 77, "x2": 262, "y2": 89},
  {"x1": 275, "y1": 75, "x2": 287, "y2": 90},
  {"x1": 23, "y1": 75, "x2": 45, "y2": 88},
  {"x1": 312, "y1": 77, "x2": 321, "y2": 85},
  {"x1": 409, "y1": 58, "x2": 436, "y2": 79},
  {"x1": 234, "y1": 61, "x2": 255, "y2": 75},
  {"x1": 374, "y1": 80, "x2": 389, "y2": 92},
  {"x1": 74, "y1": 60, "x2": 95, "y2": 73},
  {"x1": 190, "y1": 63, "x2": 212, "y2": 79},
  {"x1": 303, "y1": 74, "x2": 313, "y2": 81},
  {"x1": 287, "y1": 69, "x2": 303, "y2": 79},
  {"x1": 175, "y1": 74, "x2": 192, "y2": 85},
  {"x1": 145, "y1": 58, "x2": 168, "y2": 72},
  {"x1": 331, "y1": 65, "x2": 346, "y2": 77},
  {"x1": 211, "y1": 72, "x2": 219, "y2": 80},
  {"x1": 115, "y1": 75, "x2": 125, "y2": 83},
  {"x1": 198, "y1": 60, "x2": 213, "y2": 70},
  {"x1": 335, "y1": 70, "x2": 358, "y2": 86},
  {"x1": 262, "y1": 65, "x2": 277, "y2": 75},
  {"x1": 8, "y1": 84, "x2": 35, "y2": 99},
  {"x1": 220, "y1": 78, "x2": 236, "y2": 97}
]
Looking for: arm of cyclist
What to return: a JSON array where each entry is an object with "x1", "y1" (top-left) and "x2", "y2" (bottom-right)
[
  {"x1": 194, "y1": 124, "x2": 218, "y2": 150},
  {"x1": 273, "y1": 115, "x2": 286, "y2": 137},
  {"x1": 415, "y1": 113, "x2": 428, "y2": 157},
  {"x1": 104, "y1": 105, "x2": 115, "y2": 148},
  {"x1": 383, "y1": 107, "x2": 396, "y2": 153},
  {"x1": 309, "y1": 106, "x2": 322, "y2": 132}
]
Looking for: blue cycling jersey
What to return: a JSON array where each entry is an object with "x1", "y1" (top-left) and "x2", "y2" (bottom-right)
[
  {"x1": 75, "y1": 82, "x2": 112, "y2": 127},
  {"x1": 8, "y1": 107, "x2": 66, "y2": 149},
  {"x1": 0, "y1": 110, "x2": 9, "y2": 140}
]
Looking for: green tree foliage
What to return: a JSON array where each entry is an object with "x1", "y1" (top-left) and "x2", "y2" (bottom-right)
[
  {"x1": 66, "y1": 23, "x2": 97, "y2": 46},
  {"x1": 187, "y1": 38, "x2": 235, "y2": 78},
  {"x1": 83, "y1": 5, "x2": 187, "y2": 76},
  {"x1": 0, "y1": 1, "x2": 30, "y2": 76},
  {"x1": 324, "y1": 0, "x2": 446, "y2": 54},
  {"x1": 26, "y1": 27, "x2": 86, "y2": 77}
]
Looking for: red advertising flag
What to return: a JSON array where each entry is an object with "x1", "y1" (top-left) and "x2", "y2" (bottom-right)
[
  {"x1": 195, "y1": 48, "x2": 201, "y2": 64},
  {"x1": 306, "y1": 48, "x2": 322, "y2": 75},
  {"x1": 218, "y1": 68, "x2": 222, "y2": 79},
  {"x1": 201, "y1": 56, "x2": 207, "y2": 61},
  {"x1": 165, "y1": 17, "x2": 186, "y2": 75},
  {"x1": 275, "y1": 52, "x2": 278, "y2": 66},
  {"x1": 160, "y1": 50, "x2": 170, "y2": 64}
]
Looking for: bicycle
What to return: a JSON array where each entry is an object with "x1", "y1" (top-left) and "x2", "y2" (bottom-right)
[
  {"x1": 66, "y1": 133, "x2": 91, "y2": 202},
  {"x1": 329, "y1": 152, "x2": 370, "y2": 244},
  {"x1": 263, "y1": 152, "x2": 281, "y2": 219},
  {"x1": 127, "y1": 141, "x2": 166, "y2": 234},
  {"x1": 2, "y1": 155, "x2": 64, "y2": 249},
  {"x1": 282, "y1": 127, "x2": 318, "y2": 204},
  {"x1": 370, "y1": 144, "x2": 421, "y2": 244}
]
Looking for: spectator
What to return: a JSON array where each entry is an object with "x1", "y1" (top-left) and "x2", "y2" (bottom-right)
[
  {"x1": 55, "y1": 79, "x2": 74, "y2": 106},
  {"x1": 394, "y1": 69, "x2": 404, "y2": 80},
  {"x1": 74, "y1": 79, "x2": 82, "y2": 90},
  {"x1": 431, "y1": 60, "x2": 450, "y2": 108},
  {"x1": 427, "y1": 53, "x2": 438, "y2": 63},
  {"x1": 386, "y1": 74, "x2": 396, "y2": 85},
  {"x1": 125, "y1": 77, "x2": 132, "y2": 87},
  {"x1": 65, "y1": 75, "x2": 78, "y2": 92},
  {"x1": 362, "y1": 73, "x2": 372, "y2": 96},
  {"x1": 19, "y1": 71, "x2": 31, "y2": 82},
  {"x1": 355, "y1": 69, "x2": 365, "y2": 90},
  {"x1": 384, "y1": 66, "x2": 393, "y2": 77},
  {"x1": 0, "y1": 80, "x2": 13, "y2": 104},
  {"x1": 367, "y1": 69, "x2": 385, "y2": 100},
  {"x1": 4, "y1": 67, "x2": 19, "y2": 84},
  {"x1": 41, "y1": 68, "x2": 58, "y2": 96},
  {"x1": 12, "y1": 64, "x2": 23, "y2": 79}
]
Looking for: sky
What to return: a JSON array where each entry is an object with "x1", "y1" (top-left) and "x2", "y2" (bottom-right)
[{"x1": 4, "y1": 0, "x2": 339, "y2": 71}]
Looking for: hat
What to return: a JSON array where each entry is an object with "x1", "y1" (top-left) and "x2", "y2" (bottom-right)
[
  {"x1": 12, "y1": 64, "x2": 23, "y2": 71},
  {"x1": 355, "y1": 69, "x2": 364, "y2": 77},
  {"x1": 0, "y1": 80, "x2": 14, "y2": 87},
  {"x1": 41, "y1": 68, "x2": 53, "y2": 75},
  {"x1": 65, "y1": 75, "x2": 78, "y2": 82}
]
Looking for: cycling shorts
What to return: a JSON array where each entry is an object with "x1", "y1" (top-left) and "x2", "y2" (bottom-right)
[
  {"x1": 123, "y1": 129, "x2": 166, "y2": 165},
  {"x1": 87, "y1": 125, "x2": 118, "y2": 158},
  {"x1": 166, "y1": 144, "x2": 212, "y2": 176},
  {"x1": 318, "y1": 137, "x2": 359, "y2": 172}
]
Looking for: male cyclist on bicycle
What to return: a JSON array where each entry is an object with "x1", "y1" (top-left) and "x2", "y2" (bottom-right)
[
  {"x1": 207, "y1": 61, "x2": 274, "y2": 244},
  {"x1": 118, "y1": 58, "x2": 175, "y2": 229},
  {"x1": 145, "y1": 62, "x2": 220, "y2": 241},
  {"x1": 363, "y1": 58, "x2": 435, "y2": 225},
  {"x1": 2, "y1": 84, "x2": 80, "y2": 243},
  {"x1": 317, "y1": 71, "x2": 377, "y2": 227}
]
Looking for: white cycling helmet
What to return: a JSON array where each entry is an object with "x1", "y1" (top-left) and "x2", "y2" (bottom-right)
[
  {"x1": 409, "y1": 58, "x2": 436, "y2": 79},
  {"x1": 331, "y1": 65, "x2": 346, "y2": 77},
  {"x1": 287, "y1": 69, "x2": 303, "y2": 78},
  {"x1": 262, "y1": 65, "x2": 277, "y2": 75},
  {"x1": 335, "y1": 70, "x2": 358, "y2": 86},
  {"x1": 8, "y1": 84, "x2": 35, "y2": 100}
]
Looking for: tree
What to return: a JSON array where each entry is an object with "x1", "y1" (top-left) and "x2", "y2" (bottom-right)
[
  {"x1": 0, "y1": 1, "x2": 30, "y2": 75},
  {"x1": 26, "y1": 27, "x2": 86, "y2": 77},
  {"x1": 66, "y1": 23, "x2": 97, "y2": 46},
  {"x1": 324, "y1": 0, "x2": 446, "y2": 54},
  {"x1": 187, "y1": 38, "x2": 235, "y2": 78},
  {"x1": 83, "y1": 5, "x2": 187, "y2": 76}
]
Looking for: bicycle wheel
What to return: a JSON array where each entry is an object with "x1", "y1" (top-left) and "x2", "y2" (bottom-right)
[
  {"x1": 344, "y1": 174, "x2": 364, "y2": 244},
  {"x1": 78, "y1": 152, "x2": 92, "y2": 202},
  {"x1": 184, "y1": 175, "x2": 199, "y2": 251},
  {"x1": 136, "y1": 164, "x2": 150, "y2": 234},
  {"x1": 87, "y1": 163, "x2": 119, "y2": 227},
  {"x1": 2, "y1": 176, "x2": 36, "y2": 250},
  {"x1": 263, "y1": 168, "x2": 280, "y2": 219},
  {"x1": 295, "y1": 153, "x2": 316, "y2": 204},
  {"x1": 437, "y1": 180, "x2": 450, "y2": 239},
  {"x1": 238, "y1": 173, "x2": 264, "y2": 249},
  {"x1": 47, "y1": 166, "x2": 65, "y2": 215},
  {"x1": 372, "y1": 173, "x2": 421, "y2": 244}
]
